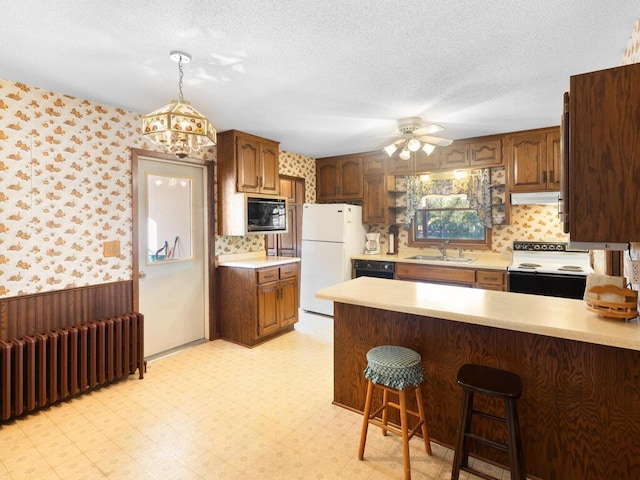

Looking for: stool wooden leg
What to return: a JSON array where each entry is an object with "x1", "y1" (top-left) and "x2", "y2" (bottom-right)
[
  {"x1": 505, "y1": 399, "x2": 526, "y2": 480},
  {"x1": 451, "y1": 390, "x2": 474, "y2": 480},
  {"x1": 358, "y1": 379, "x2": 374, "y2": 460},
  {"x1": 398, "y1": 389, "x2": 411, "y2": 480},
  {"x1": 414, "y1": 385, "x2": 432, "y2": 455},
  {"x1": 381, "y1": 387, "x2": 389, "y2": 436}
]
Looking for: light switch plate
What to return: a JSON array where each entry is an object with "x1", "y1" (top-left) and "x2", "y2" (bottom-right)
[{"x1": 103, "y1": 240, "x2": 121, "y2": 257}]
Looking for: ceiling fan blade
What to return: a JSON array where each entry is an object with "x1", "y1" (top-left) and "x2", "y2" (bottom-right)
[
  {"x1": 416, "y1": 135, "x2": 453, "y2": 147},
  {"x1": 413, "y1": 124, "x2": 444, "y2": 136}
]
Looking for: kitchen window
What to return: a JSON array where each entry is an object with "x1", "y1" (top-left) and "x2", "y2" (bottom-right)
[{"x1": 406, "y1": 171, "x2": 492, "y2": 249}]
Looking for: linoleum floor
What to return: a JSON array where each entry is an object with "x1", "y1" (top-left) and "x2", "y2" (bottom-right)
[{"x1": 0, "y1": 311, "x2": 515, "y2": 479}]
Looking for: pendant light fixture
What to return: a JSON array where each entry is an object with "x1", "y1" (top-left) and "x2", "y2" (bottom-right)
[{"x1": 141, "y1": 51, "x2": 216, "y2": 158}]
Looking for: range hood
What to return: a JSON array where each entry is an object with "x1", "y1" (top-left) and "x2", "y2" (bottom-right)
[{"x1": 510, "y1": 191, "x2": 559, "y2": 205}]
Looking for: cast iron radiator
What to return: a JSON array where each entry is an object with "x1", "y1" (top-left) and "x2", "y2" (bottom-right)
[{"x1": 0, "y1": 312, "x2": 144, "y2": 421}]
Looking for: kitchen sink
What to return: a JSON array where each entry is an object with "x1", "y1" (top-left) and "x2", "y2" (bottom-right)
[
  {"x1": 405, "y1": 255, "x2": 475, "y2": 264},
  {"x1": 441, "y1": 257, "x2": 475, "y2": 263},
  {"x1": 406, "y1": 255, "x2": 444, "y2": 261}
]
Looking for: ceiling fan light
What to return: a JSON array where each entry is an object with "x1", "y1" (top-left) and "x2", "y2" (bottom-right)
[
  {"x1": 422, "y1": 143, "x2": 436, "y2": 156},
  {"x1": 407, "y1": 138, "x2": 421, "y2": 152},
  {"x1": 399, "y1": 148, "x2": 411, "y2": 160},
  {"x1": 383, "y1": 144, "x2": 398, "y2": 156}
]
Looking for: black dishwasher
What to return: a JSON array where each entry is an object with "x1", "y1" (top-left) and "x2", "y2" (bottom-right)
[{"x1": 354, "y1": 260, "x2": 395, "y2": 279}]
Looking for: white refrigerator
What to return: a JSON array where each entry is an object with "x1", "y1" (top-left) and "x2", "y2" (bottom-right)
[{"x1": 300, "y1": 203, "x2": 366, "y2": 316}]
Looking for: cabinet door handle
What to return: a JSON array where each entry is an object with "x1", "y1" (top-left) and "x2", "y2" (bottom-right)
[
  {"x1": 548, "y1": 170, "x2": 554, "y2": 183},
  {"x1": 264, "y1": 273, "x2": 276, "y2": 279},
  {"x1": 541, "y1": 171, "x2": 547, "y2": 184},
  {"x1": 483, "y1": 276, "x2": 498, "y2": 281}
]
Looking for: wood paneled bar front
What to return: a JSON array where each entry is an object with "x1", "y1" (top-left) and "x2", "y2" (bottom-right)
[{"x1": 317, "y1": 277, "x2": 640, "y2": 480}]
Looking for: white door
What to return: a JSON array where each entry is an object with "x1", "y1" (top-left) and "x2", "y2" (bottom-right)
[{"x1": 137, "y1": 156, "x2": 207, "y2": 356}]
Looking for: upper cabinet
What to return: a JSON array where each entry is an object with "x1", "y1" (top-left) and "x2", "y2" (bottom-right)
[
  {"x1": 470, "y1": 138, "x2": 503, "y2": 168},
  {"x1": 386, "y1": 135, "x2": 502, "y2": 176},
  {"x1": 565, "y1": 63, "x2": 640, "y2": 243},
  {"x1": 316, "y1": 155, "x2": 363, "y2": 202},
  {"x1": 438, "y1": 144, "x2": 470, "y2": 170},
  {"x1": 506, "y1": 127, "x2": 560, "y2": 193},
  {"x1": 218, "y1": 130, "x2": 280, "y2": 196}
]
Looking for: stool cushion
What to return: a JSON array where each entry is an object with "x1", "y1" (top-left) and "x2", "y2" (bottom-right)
[{"x1": 364, "y1": 345, "x2": 424, "y2": 390}]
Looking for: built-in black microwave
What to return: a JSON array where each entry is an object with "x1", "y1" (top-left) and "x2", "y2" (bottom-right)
[{"x1": 246, "y1": 195, "x2": 287, "y2": 234}]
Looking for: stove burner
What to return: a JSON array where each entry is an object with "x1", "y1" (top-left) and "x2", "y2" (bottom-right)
[
  {"x1": 558, "y1": 265, "x2": 584, "y2": 272},
  {"x1": 518, "y1": 263, "x2": 541, "y2": 269}
]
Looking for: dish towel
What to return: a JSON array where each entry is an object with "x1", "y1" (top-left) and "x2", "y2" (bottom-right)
[{"x1": 583, "y1": 273, "x2": 625, "y2": 303}]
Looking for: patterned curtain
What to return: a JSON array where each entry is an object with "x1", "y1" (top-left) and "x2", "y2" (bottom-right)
[
  {"x1": 405, "y1": 169, "x2": 492, "y2": 228},
  {"x1": 468, "y1": 168, "x2": 492, "y2": 228}
]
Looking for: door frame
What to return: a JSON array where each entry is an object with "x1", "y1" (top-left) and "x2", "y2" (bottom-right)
[{"x1": 130, "y1": 148, "x2": 218, "y2": 340}]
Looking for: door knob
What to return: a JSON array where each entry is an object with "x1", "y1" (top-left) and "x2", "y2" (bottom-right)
[{"x1": 139, "y1": 271, "x2": 147, "y2": 279}]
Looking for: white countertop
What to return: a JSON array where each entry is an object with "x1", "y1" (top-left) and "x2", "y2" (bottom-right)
[
  {"x1": 217, "y1": 251, "x2": 300, "y2": 269},
  {"x1": 316, "y1": 277, "x2": 640, "y2": 351},
  {"x1": 352, "y1": 248, "x2": 511, "y2": 270}
]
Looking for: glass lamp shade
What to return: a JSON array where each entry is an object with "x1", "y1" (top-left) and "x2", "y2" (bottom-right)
[
  {"x1": 421, "y1": 143, "x2": 436, "y2": 156},
  {"x1": 383, "y1": 144, "x2": 398, "y2": 156},
  {"x1": 399, "y1": 148, "x2": 411, "y2": 160},
  {"x1": 407, "y1": 138, "x2": 421, "y2": 152},
  {"x1": 142, "y1": 99, "x2": 216, "y2": 158}
]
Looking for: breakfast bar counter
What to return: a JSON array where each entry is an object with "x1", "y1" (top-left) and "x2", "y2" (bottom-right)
[{"x1": 317, "y1": 277, "x2": 640, "y2": 479}]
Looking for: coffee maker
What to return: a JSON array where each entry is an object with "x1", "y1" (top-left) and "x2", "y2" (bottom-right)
[{"x1": 364, "y1": 233, "x2": 381, "y2": 255}]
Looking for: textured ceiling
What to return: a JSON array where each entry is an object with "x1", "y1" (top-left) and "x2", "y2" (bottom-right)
[{"x1": 1, "y1": 1, "x2": 638, "y2": 158}]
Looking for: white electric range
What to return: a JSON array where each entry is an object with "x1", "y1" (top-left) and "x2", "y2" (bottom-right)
[{"x1": 507, "y1": 241, "x2": 593, "y2": 299}]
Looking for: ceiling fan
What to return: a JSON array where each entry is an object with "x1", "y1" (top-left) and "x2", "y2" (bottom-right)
[{"x1": 383, "y1": 117, "x2": 453, "y2": 160}]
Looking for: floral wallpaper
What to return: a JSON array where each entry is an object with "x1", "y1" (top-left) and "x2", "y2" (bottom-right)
[{"x1": 1, "y1": 80, "x2": 129, "y2": 296}]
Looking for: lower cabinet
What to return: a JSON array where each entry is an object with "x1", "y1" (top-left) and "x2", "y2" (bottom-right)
[
  {"x1": 218, "y1": 262, "x2": 299, "y2": 347},
  {"x1": 395, "y1": 263, "x2": 506, "y2": 291}
]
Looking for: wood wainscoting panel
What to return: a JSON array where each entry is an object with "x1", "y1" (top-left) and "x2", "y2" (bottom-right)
[
  {"x1": 333, "y1": 302, "x2": 640, "y2": 480},
  {"x1": 0, "y1": 281, "x2": 133, "y2": 341}
]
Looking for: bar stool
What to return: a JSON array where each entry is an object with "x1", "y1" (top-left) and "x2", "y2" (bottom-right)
[
  {"x1": 451, "y1": 364, "x2": 526, "y2": 480},
  {"x1": 358, "y1": 345, "x2": 432, "y2": 480}
]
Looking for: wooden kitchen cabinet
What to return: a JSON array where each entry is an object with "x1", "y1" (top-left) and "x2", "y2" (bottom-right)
[
  {"x1": 387, "y1": 135, "x2": 503, "y2": 175},
  {"x1": 316, "y1": 155, "x2": 363, "y2": 202},
  {"x1": 362, "y1": 151, "x2": 387, "y2": 176},
  {"x1": 387, "y1": 154, "x2": 415, "y2": 176},
  {"x1": 217, "y1": 130, "x2": 280, "y2": 196},
  {"x1": 475, "y1": 270, "x2": 507, "y2": 290},
  {"x1": 506, "y1": 127, "x2": 560, "y2": 192},
  {"x1": 395, "y1": 263, "x2": 507, "y2": 291},
  {"x1": 267, "y1": 176, "x2": 304, "y2": 257},
  {"x1": 469, "y1": 138, "x2": 503, "y2": 167},
  {"x1": 218, "y1": 261, "x2": 299, "y2": 347},
  {"x1": 565, "y1": 63, "x2": 640, "y2": 243},
  {"x1": 363, "y1": 174, "x2": 398, "y2": 224},
  {"x1": 438, "y1": 144, "x2": 470, "y2": 170}
]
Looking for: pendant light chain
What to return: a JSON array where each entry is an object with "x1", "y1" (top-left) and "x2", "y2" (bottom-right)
[{"x1": 177, "y1": 54, "x2": 184, "y2": 101}]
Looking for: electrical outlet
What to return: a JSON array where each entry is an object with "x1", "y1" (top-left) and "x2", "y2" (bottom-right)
[
  {"x1": 631, "y1": 260, "x2": 640, "y2": 285},
  {"x1": 103, "y1": 240, "x2": 121, "y2": 258}
]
